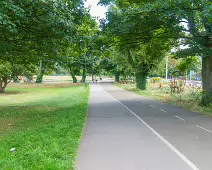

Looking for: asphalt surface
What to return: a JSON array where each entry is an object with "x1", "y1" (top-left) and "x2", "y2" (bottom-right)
[{"x1": 76, "y1": 82, "x2": 212, "y2": 170}]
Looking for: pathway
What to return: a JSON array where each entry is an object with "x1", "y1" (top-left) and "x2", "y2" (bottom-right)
[{"x1": 76, "y1": 82, "x2": 212, "y2": 170}]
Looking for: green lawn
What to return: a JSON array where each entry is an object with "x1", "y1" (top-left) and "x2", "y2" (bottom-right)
[{"x1": 0, "y1": 84, "x2": 89, "y2": 170}]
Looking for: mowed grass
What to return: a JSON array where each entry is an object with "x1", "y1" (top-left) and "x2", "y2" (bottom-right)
[{"x1": 0, "y1": 83, "x2": 89, "y2": 170}]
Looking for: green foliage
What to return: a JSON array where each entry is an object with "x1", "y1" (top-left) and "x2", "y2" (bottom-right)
[
  {"x1": 0, "y1": 61, "x2": 35, "y2": 92},
  {"x1": 135, "y1": 71, "x2": 148, "y2": 90},
  {"x1": 114, "y1": 65, "x2": 120, "y2": 82},
  {"x1": 81, "y1": 69, "x2": 86, "y2": 83},
  {"x1": 1, "y1": 0, "x2": 77, "y2": 58},
  {"x1": 202, "y1": 90, "x2": 212, "y2": 106},
  {"x1": 100, "y1": 1, "x2": 173, "y2": 89},
  {"x1": 0, "y1": 61, "x2": 12, "y2": 92},
  {"x1": 0, "y1": 61, "x2": 12, "y2": 80},
  {"x1": 177, "y1": 56, "x2": 201, "y2": 74},
  {"x1": 0, "y1": 0, "x2": 98, "y2": 88},
  {"x1": 0, "y1": 60, "x2": 34, "y2": 93},
  {"x1": 166, "y1": 56, "x2": 202, "y2": 79},
  {"x1": 149, "y1": 57, "x2": 167, "y2": 77},
  {"x1": 101, "y1": 0, "x2": 212, "y2": 104},
  {"x1": 35, "y1": 74, "x2": 43, "y2": 83}
]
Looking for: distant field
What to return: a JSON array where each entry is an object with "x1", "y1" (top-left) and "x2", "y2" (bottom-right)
[
  {"x1": 0, "y1": 84, "x2": 89, "y2": 169},
  {"x1": 42, "y1": 76, "x2": 93, "y2": 83}
]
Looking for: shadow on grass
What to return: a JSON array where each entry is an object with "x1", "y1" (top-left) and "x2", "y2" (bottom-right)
[{"x1": 0, "y1": 91, "x2": 29, "y2": 95}]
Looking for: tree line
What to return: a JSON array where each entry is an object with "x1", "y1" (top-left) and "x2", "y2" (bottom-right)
[
  {"x1": 0, "y1": 0, "x2": 100, "y2": 92},
  {"x1": 0, "y1": 0, "x2": 211, "y2": 105},
  {"x1": 99, "y1": 0, "x2": 212, "y2": 105}
]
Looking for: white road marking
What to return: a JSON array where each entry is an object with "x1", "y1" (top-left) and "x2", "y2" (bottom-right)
[
  {"x1": 150, "y1": 105, "x2": 155, "y2": 108},
  {"x1": 142, "y1": 102, "x2": 146, "y2": 104},
  {"x1": 175, "y1": 116, "x2": 185, "y2": 121},
  {"x1": 160, "y1": 109, "x2": 167, "y2": 113},
  {"x1": 197, "y1": 125, "x2": 212, "y2": 134},
  {"x1": 103, "y1": 89, "x2": 200, "y2": 170}
]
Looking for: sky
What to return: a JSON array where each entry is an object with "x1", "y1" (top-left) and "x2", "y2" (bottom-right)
[{"x1": 84, "y1": 0, "x2": 107, "y2": 19}]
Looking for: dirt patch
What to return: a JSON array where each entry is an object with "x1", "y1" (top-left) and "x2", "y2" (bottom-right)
[{"x1": 0, "y1": 91, "x2": 29, "y2": 96}]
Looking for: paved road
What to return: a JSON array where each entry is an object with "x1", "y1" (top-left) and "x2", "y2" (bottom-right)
[{"x1": 76, "y1": 83, "x2": 212, "y2": 170}]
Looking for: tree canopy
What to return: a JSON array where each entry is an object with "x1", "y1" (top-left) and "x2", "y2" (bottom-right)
[
  {"x1": 0, "y1": 0, "x2": 99, "y2": 89},
  {"x1": 1, "y1": 0, "x2": 212, "y2": 104},
  {"x1": 99, "y1": 0, "x2": 212, "y2": 104}
]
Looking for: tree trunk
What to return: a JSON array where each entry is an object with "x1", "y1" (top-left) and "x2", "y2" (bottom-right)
[
  {"x1": 13, "y1": 75, "x2": 19, "y2": 83},
  {"x1": 0, "y1": 87, "x2": 5, "y2": 93},
  {"x1": 81, "y1": 69, "x2": 86, "y2": 83},
  {"x1": 135, "y1": 70, "x2": 148, "y2": 90},
  {"x1": 69, "y1": 66, "x2": 78, "y2": 83},
  {"x1": 114, "y1": 64, "x2": 120, "y2": 83},
  {"x1": 71, "y1": 72, "x2": 77, "y2": 83},
  {"x1": 35, "y1": 73, "x2": 44, "y2": 83},
  {"x1": 36, "y1": 61, "x2": 45, "y2": 83},
  {"x1": 0, "y1": 78, "x2": 9, "y2": 93},
  {"x1": 202, "y1": 56, "x2": 212, "y2": 105},
  {"x1": 36, "y1": 68, "x2": 45, "y2": 83},
  {"x1": 115, "y1": 70, "x2": 120, "y2": 83},
  {"x1": 92, "y1": 62, "x2": 94, "y2": 81}
]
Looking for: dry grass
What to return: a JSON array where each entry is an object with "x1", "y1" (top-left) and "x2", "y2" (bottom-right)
[{"x1": 114, "y1": 82, "x2": 212, "y2": 116}]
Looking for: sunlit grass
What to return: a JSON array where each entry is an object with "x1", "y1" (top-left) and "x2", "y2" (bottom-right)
[
  {"x1": 114, "y1": 82, "x2": 212, "y2": 116},
  {"x1": 0, "y1": 84, "x2": 89, "y2": 169}
]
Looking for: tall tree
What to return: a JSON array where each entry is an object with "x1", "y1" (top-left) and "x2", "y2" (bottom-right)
[
  {"x1": 100, "y1": 0, "x2": 212, "y2": 104},
  {"x1": 100, "y1": 3, "x2": 172, "y2": 89},
  {"x1": 0, "y1": 0, "x2": 95, "y2": 89}
]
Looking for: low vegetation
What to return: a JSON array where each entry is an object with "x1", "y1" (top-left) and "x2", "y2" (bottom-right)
[
  {"x1": 0, "y1": 84, "x2": 89, "y2": 169},
  {"x1": 114, "y1": 82, "x2": 212, "y2": 116}
]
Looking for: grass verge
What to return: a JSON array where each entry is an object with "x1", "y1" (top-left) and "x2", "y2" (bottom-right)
[
  {"x1": 114, "y1": 82, "x2": 212, "y2": 116},
  {"x1": 0, "y1": 84, "x2": 89, "y2": 170}
]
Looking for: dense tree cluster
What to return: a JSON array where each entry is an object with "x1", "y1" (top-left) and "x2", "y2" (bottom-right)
[
  {"x1": 99, "y1": 0, "x2": 212, "y2": 105},
  {"x1": 0, "y1": 0, "x2": 97, "y2": 91},
  {"x1": 1, "y1": 0, "x2": 211, "y2": 105}
]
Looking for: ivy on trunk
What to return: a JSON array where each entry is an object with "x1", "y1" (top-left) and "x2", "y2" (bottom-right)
[
  {"x1": 114, "y1": 65, "x2": 120, "y2": 82},
  {"x1": 71, "y1": 72, "x2": 77, "y2": 83},
  {"x1": 126, "y1": 51, "x2": 153, "y2": 90},
  {"x1": 13, "y1": 75, "x2": 19, "y2": 83},
  {"x1": 69, "y1": 66, "x2": 78, "y2": 83},
  {"x1": 115, "y1": 71, "x2": 120, "y2": 82},
  {"x1": 135, "y1": 70, "x2": 148, "y2": 90},
  {"x1": 36, "y1": 61, "x2": 46, "y2": 83},
  {"x1": 202, "y1": 56, "x2": 212, "y2": 105},
  {"x1": 81, "y1": 69, "x2": 86, "y2": 83}
]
